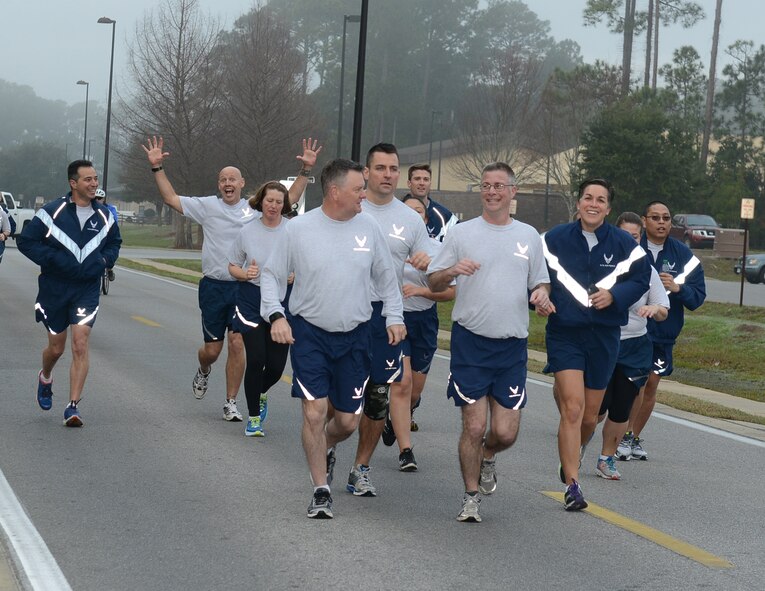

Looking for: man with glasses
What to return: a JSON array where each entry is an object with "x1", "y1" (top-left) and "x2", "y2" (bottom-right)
[
  {"x1": 428, "y1": 162, "x2": 551, "y2": 523},
  {"x1": 619, "y1": 201, "x2": 706, "y2": 460}
]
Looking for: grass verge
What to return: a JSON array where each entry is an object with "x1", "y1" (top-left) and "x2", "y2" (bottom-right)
[{"x1": 118, "y1": 259, "x2": 199, "y2": 285}]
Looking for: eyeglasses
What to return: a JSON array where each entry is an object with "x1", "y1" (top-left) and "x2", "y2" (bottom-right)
[
  {"x1": 480, "y1": 182, "x2": 514, "y2": 192},
  {"x1": 646, "y1": 215, "x2": 671, "y2": 222}
]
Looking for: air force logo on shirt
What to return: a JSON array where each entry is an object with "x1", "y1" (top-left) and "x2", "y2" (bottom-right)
[
  {"x1": 87, "y1": 220, "x2": 100, "y2": 232},
  {"x1": 513, "y1": 242, "x2": 529, "y2": 260},
  {"x1": 354, "y1": 235, "x2": 370, "y2": 252},
  {"x1": 240, "y1": 206, "x2": 255, "y2": 219},
  {"x1": 601, "y1": 253, "x2": 615, "y2": 267},
  {"x1": 389, "y1": 224, "x2": 406, "y2": 241}
]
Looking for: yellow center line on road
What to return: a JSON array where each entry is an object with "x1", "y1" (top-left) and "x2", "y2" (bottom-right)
[
  {"x1": 541, "y1": 492, "x2": 733, "y2": 569},
  {"x1": 281, "y1": 375, "x2": 293, "y2": 385},
  {"x1": 131, "y1": 315, "x2": 162, "y2": 327}
]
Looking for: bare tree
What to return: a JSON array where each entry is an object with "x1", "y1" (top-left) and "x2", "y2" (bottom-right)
[
  {"x1": 451, "y1": 49, "x2": 545, "y2": 186},
  {"x1": 533, "y1": 62, "x2": 623, "y2": 221},
  {"x1": 116, "y1": 0, "x2": 223, "y2": 247},
  {"x1": 214, "y1": 7, "x2": 315, "y2": 184}
]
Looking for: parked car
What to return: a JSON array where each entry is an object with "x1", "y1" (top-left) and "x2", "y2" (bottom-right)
[
  {"x1": 734, "y1": 253, "x2": 765, "y2": 284},
  {"x1": 669, "y1": 214, "x2": 720, "y2": 249},
  {"x1": 0, "y1": 191, "x2": 35, "y2": 236}
]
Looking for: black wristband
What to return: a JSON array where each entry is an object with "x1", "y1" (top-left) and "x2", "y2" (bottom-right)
[
  {"x1": 299, "y1": 168, "x2": 311, "y2": 177},
  {"x1": 151, "y1": 166, "x2": 163, "y2": 173},
  {"x1": 269, "y1": 312, "x2": 285, "y2": 323}
]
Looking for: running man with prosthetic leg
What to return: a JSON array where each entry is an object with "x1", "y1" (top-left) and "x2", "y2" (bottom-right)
[{"x1": 348, "y1": 143, "x2": 431, "y2": 496}]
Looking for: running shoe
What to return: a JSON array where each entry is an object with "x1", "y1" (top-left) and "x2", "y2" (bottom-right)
[
  {"x1": 382, "y1": 416, "x2": 396, "y2": 447},
  {"x1": 245, "y1": 416, "x2": 264, "y2": 437},
  {"x1": 595, "y1": 456, "x2": 621, "y2": 480},
  {"x1": 478, "y1": 458, "x2": 497, "y2": 495},
  {"x1": 616, "y1": 432, "x2": 633, "y2": 461},
  {"x1": 457, "y1": 493, "x2": 481, "y2": 523},
  {"x1": 192, "y1": 367, "x2": 210, "y2": 399},
  {"x1": 259, "y1": 394, "x2": 268, "y2": 423},
  {"x1": 410, "y1": 407, "x2": 419, "y2": 432},
  {"x1": 223, "y1": 399, "x2": 243, "y2": 422},
  {"x1": 37, "y1": 370, "x2": 53, "y2": 411},
  {"x1": 631, "y1": 436, "x2": 648, "y2": 460},
  {"x1": 63, "y1": 404, "x2": 83, "y2": 427},
  {"x1": 398, "y1": 448, "x2": 418, "y2": 472},
  {"x1": 347, "y1": 464, "x2": 377, "y2": 497},
  {"x1": 564, "y1": 480, "x2": 588, "y2": 511},
  {"x1": 326, "y1": 447, "x2": 336, "y2": 486},
  {"x1": 307, "y1": 488, "x2": 333, "y2": 519}
]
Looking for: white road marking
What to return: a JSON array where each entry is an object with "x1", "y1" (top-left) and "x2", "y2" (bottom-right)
[{"x1": 0, "y1": 470, "x2": 72, "y2": 590}]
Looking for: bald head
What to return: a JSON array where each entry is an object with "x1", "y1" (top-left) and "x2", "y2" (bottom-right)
[{"x1": 218, "y1": 166, "x2": 245, "y2": 203}]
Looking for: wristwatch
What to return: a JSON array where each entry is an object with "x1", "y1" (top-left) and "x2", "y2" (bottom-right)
[{"x1": 269, "y1": 312, "x2": 285, "y2": 323}]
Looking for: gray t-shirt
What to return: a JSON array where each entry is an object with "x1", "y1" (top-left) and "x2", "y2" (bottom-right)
[
  {"x1": 361, "y1": 198, "x2": 431, "y2": 300},
  {"x1": 621, "y1": 266, "x2": 670, "y2": 339},
  {"x1": 228, "y1": 217, "x2": 287, "y2": 286},
  {"x1": 403, "y1": 237, "x2": 444, "y2": 312},
  {"x1": 428, "y1": 217, "x2": 549, "y2": 339},
  {"x1": 180, "y1": 195, "x2": 261, "y2": 280},
  {"x1": 260, "y1": 207, "x2": 403, "y2": 332}
]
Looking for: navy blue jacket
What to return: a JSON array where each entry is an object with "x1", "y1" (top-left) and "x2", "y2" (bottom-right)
[
  {"x1": 543, "y1": 221, "x2": 651, "y2": 329},
  {"x1": 640, "y1": 235, "x2": 706, "y2": 344},
  {"x1": 17, "y1": 193, "x2": 122, "y2": 282}
]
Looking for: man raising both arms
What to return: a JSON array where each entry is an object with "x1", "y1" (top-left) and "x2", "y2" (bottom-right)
[
  {"x1": 142, "y1": 136, "x2": 320, "y2": 421},
  {"x1": 428, "y1": 162, "x2": 551, "y2": 523}
]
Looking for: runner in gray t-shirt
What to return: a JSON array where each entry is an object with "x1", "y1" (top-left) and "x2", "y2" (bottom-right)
[
  {"x1": 142, "y1": 135, "x2": 321, "y2": 422},
  {"x1": 428, "y1": 162, "x2": 553, "y2": 524},
  {"x1": 348, "y1": 143, "x2": 432, "y2": 498},
  {"x1": 260, "y1": 159, "x2": 404, "y2": 519}
]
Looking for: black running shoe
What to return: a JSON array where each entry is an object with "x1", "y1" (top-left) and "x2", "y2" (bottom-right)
[
  {"x1": 382, "y1": 416, "x2": 396, "y2": 447},
  {"x1": 398, "y1": 448, "x2": 418, "y2": 472}
]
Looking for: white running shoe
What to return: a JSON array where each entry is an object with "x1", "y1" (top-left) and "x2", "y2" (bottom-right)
[{"x1": 223, "y1": 399, "x2": 242, "y2": 422}]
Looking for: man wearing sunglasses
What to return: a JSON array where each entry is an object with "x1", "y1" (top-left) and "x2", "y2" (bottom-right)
[{"x1": 619, "y1": 201, "x2": 706, "y2": 461}]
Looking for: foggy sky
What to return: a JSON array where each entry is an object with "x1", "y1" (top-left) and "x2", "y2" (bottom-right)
[{"x1": 1, "y1": 0, "x2": 759, "y2": 107}]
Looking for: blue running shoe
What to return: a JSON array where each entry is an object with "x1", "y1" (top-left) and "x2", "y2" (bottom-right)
[
  {"x1": 63, "y1": 404, "x2": 83, "y2": 427},
  {"x1": 564, "y1": 480, "x2": 588, "y2": 511},
  {"x1": 259, "y1": 394, "x2": 268, "y2": 423},
  {"x1": 245, "y1": 416, "x2": 264, "y2": 437},
  {"x1": 37, "y1": 370, "x2": 53, "y2": 411}
]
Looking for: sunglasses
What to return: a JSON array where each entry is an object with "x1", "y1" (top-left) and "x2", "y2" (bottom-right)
[{"x1": 645, "y1": 215, "x2": 671, "y2": 222}]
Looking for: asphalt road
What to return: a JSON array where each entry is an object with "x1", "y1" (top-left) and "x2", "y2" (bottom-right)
[{"x1": 1, "y1": 247, "x2": 764, "y2": 590}]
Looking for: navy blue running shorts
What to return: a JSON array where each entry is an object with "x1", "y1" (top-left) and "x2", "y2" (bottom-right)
[
  {"x1": 232, "y1": 282, "x2": 263, "y2": 334},
  {"x1": 35, "y1": 275, "x2": 101, "y2": 335},
  {"x1": 288, "y1": 315, "x2": 371, "y2": 414},
  {"x1": 650, "y1": 341, "x2": 674, "y2": 377},
  {"x1": 198, "y1": 276, "x2": 238, "y2": 342},
  {"x1": 369, "y1": 301, "x2": 403, "y2": 384},
  {"x1": 544, "y1": 324, "x2": 621, "y2": 390},
  {"x1": 447, "y1": 323, "x2": 528, "y2": 410},
  {"x1": 402, "y1": 306, "x2": 439, "y2": 374}
]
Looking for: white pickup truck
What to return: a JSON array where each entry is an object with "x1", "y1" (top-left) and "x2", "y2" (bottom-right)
[{"x1": 0, "y1": 191, "x2": 36, "y2": 236}]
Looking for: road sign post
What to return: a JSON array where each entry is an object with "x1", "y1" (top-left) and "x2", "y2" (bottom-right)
[{"x1": 739, "y1": 198, "x2": 755, "y2": 306}]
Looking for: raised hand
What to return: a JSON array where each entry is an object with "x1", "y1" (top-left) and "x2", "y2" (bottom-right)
[
  {"x1": 297, "y1": 138, "x2": 323, "y2": 170},
  {"x1": 142, "y1": 136, "x2": 170, "y2": 167}
]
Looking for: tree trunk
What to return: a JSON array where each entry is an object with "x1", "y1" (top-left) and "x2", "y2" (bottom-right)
[
  {"x1": 644, "y1": 0, "x2": 654, "y2": 87},
  {"x1": 701, "y1": 0, "x2": 723, "y2": 165},
  {"x1": 652, "y1": 1, "x2": 659, "y2": 89},
  {"x1": 621, "y1": 0, "x2": 636, "y2": 95}
]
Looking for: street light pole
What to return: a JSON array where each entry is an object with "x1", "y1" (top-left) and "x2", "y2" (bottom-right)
[
  {"x1": 76, "y1": 80, "x2": 89, "y2": 159},
  {"x1": 350, "y1": 0, "x2": 369, "y2": 163},
  {"x1": 337, "y1": 15, "x2": 360, "y2": 158},
  {"x1": 98, "y1": 16, "x2": 116, "y2": 194},
  {"x1": 428, "y1": 110, "x2": 437, "y2": 166}
]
